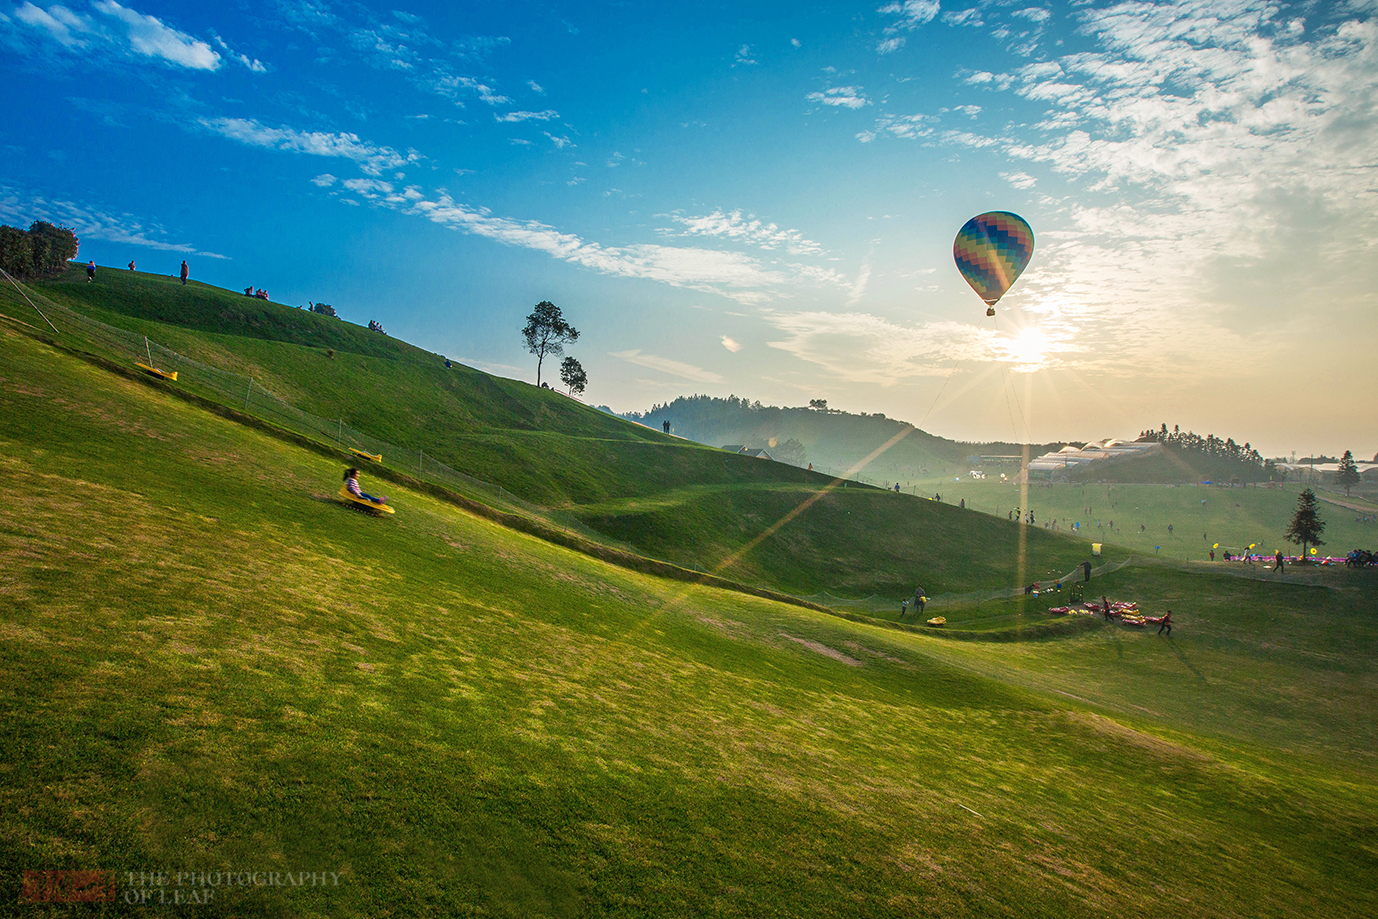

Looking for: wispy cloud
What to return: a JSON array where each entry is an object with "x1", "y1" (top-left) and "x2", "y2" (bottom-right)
[
  {"x1": 495, "y1": 109, "x2": 558, "y2": 122},
  {"x1": 611, "y1": 349, "x2": 725, "y2": 383},
  {"x1": 198, "y1": 117, "x2": 419, "y2": 176},
  {"x1": 764, "y1": 311, "x2": 1004, "y2": 384},
  {"x1": 8, "y1": 0, "x2": 221, "y2": 69},
  {"x1": 807, "y1": 86, "x2": 870, "y2": 109},
  {"x1": 721, "y1": 335, "x2": 742, "y2": 352},
  {"x1": 666, "y1": 209, "x2": 824, "y2": 256},
  {"x1": 735, "y1": 44, "x2": 757, "y2": 65},
  {"x1": 878, "y1": 1, "x2": 940, "y2": 31},
  {"x1": 0, "y1": 185, "x2": 228, "y2": 257}
]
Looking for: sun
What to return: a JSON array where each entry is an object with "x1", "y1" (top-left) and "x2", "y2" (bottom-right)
[{"x1": 1001, "y1": 327, "x2": 1052, "y2": 368}]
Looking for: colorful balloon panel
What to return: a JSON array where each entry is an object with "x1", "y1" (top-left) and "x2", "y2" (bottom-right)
[{"x1": 953, "y1": 211, "x2": 1035, "y2": 306}]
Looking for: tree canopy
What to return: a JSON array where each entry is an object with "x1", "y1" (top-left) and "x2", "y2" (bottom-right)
[
  {"x1": 1334, "y1": 451, "x2": 1361, "y2": 497},
  {"x1": 559, "y1": 356, "x2": 587, "y2": 397},
  {"x1": 0, "y1": 221, "x2": 79, "y2": 280},
  {"x1": 1283, "y1": 488, "x2": 1326, "y2": 559},
  {"x1": 522, "y1": 301, "x2": 579, "y2": 388}
]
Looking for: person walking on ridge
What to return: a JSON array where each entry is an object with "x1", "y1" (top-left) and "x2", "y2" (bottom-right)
[
  {"x1": 85, "y1": 260, "x2": 96, "y2": 282},
  {"x1": 180, "y1": 260, "x2": 189, "y2": 285},
  {"x1": 1274, "y1": 550, "x2": 1284, "y2": 573}
]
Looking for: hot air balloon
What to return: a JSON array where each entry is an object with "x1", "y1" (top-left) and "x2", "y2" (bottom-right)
[{"x1": 953, "y1": 211, "x2": 1034, "y2": 316}]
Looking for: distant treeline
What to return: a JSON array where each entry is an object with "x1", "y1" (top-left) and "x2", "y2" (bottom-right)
[
  {"x1": 1132, "y1": 423, "x2": 1279, "y2": 484},
  {"x1": 0, "y1": 221, "x2": 79, "y2": 280}
]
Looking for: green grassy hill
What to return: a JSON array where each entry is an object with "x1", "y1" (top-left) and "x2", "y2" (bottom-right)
[
  {"x1": 7, "y1": 266, "x2": 1111, "y2": 602},
  {"x1": 3, "y1": 290, "x2": 1377, "y2": 917}
]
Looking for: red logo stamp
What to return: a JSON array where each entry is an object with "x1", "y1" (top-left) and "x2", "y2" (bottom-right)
[{"x1": 21, "y1": 870, "x2": 117, "y2": 903}]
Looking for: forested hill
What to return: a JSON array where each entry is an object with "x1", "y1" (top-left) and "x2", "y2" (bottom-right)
[{"x1": 621, "y1": 395, "x2": 1061, "y2": 483}]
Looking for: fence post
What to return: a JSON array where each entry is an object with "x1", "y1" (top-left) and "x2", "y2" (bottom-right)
[
  {"x1": 337, "y1": 418, "x2": 343, "y2": 443},
  {"x1": 244, "y1": 377, "x2": 253, "y2": 410},
  {"x1": 418, "y1": 448, "x2": 423, "y2": 474}
]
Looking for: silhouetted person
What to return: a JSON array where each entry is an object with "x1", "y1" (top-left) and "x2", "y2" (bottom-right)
[
  {"x1": 1274, "y1": 551, "x2": 1284, "y2": 573},
  {"x1": 127, "y1": 260, "x2": 135, "y2": 271},
  {"x1": 1082, "y1": 561, "x2": 1092, "y2": 582},
  {"x1": 180, "y1": 260, "x2": 189, "y2": 285},
  {"x1": 1158, "y1": 611, "x2": 1172, "y2": 636}
]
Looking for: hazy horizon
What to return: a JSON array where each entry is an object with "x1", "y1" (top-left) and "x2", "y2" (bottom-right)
[{"x1": 3, "y1": 0, "x2": 1375, "y2": 459}]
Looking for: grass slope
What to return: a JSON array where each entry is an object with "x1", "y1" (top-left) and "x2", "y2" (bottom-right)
[
  {"x1": 932, "y1": 480, "x2": 1377, "y2": 563},
  {"x1": 11, "y1": 267, "x2": 1115, "y2": 601},
  {"x1": 3, "y1": 309, "x2": 1377, "y2": 917}
]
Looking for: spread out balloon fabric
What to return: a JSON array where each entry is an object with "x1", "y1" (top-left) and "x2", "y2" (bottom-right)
[{"x1": 953, "y1": 211, "x2": 1035, "y2": 306}]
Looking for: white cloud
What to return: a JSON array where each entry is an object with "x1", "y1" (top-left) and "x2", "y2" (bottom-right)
[
  {"x1": 11, "y1": 1, "x2": 220, "y2": 69},
  {"x1": 211, "y1": 33, "x2": 265, "y2": 72},
  {"x1": 611, "y1": 350, "x2": 725, "y2": 383},
  {"x1": 92, "y1": 1, "x2": 219, "y2": 69},
  {"x1": 13, "y1": 2, "x2": 94, "y2": 48},
  {"x1": 1012, "y1": 8, "x2": 1051, "y2": 24},
  {"x1": 764, "y1": 311, "x2": 1006, "y2": 384},
  {"x1": 198, "y1": 117, "x2": 419, "y2": 176},
  {"x1": 879, "y1": 1, "x2": 940, "y2": 30},
  {"x1": 527, "y1": 79, "x2": 544, "y2": 94},
  {"x1": 921, "y1": 0, "x2": 1378, "y2": 372},
  {"x1": 721, "y1": 336, "x2": 742, "y2": 352},
  {"x1": 666, "y1": 209, "x2": 824, "y2": 256},
  {"x1": 877, "y1": 36, "x2": 905, "y2": 54},
  {"x1": 495, "y1": 109, "x2": 559, "y2": 122},
  {"x1": 735, "y1": 44, "x2": 757, "y2": 65},
  {"x1": 0, "y1": 185, "x2": 228, "y2": 257},
  {"x1": 807, "y1": 86, "x2": 871, "y2": 109},
  {"x1": 310, "y1": 173, "x2": 337, "y2": 187}
]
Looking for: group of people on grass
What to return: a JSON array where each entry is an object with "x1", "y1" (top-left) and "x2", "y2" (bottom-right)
[{"x1": 244, "y1": 287, "x2": 270, "y2": 300}]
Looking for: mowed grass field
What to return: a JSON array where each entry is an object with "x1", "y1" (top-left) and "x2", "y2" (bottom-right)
[
  {"x1": 2, "y1": 322, "x2": 1377, "y2": 917},
  {"x1": 928, "y1": 479, "x2": 1378, "y2": 563}
]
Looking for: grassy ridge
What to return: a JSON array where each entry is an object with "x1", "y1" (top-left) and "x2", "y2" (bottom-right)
[
  {"x1": 15, "y1": 268, "x2": 1118, "y2": 601},
  {"x1": 3, "y1": 311, "x2": 1377, "y2": 917}
]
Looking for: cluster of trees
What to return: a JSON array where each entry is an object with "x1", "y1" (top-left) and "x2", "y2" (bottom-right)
[
  {"x1": 1138, "y1": 423, "x2": 1277, "y2": 482},
  {"x1": 522, "y1": 301, "x2": 585, "y2": 396},
  {"x1": 0, "y1": 221, "x2": 79, "y2": 280},
  {"x1": 308, "y1": 302, "x2": 338, "y2": 317}
]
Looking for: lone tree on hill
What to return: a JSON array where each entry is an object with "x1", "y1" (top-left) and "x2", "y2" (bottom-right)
[
  {"x1": 1335, "y1": 450, "x2": 1361, "y2": 497},
  {"x1": 522, "y1": 300, "x2": 578, "y2": 388},
  {"x1": 1284, "y1": 488, "x2": 1326, "y2": 560},
  {"x1": 559, "y1": 356, "x2": 587, "y2": 397}
]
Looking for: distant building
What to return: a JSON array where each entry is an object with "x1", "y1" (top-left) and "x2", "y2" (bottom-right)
[
  {"x1": 1025, "y1": 439, "x2": 1162, "y2": 481},
  {"x1": 721, "y1": 445, "x2": 774, "y2": 461}
]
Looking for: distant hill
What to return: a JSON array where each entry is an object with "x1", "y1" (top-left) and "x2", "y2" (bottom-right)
[{"x1": 622, "y1": 395, "x2": 1062, "y2": 485}]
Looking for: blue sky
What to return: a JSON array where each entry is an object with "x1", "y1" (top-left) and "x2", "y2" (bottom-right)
[{"x1": 3, "y1": 0, "x2": 1376, "y2": 457}]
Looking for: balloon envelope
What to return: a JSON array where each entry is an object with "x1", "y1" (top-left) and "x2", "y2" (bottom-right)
[{"x1": 953, "y1": 211, "x2": 1035, "y2": 306}]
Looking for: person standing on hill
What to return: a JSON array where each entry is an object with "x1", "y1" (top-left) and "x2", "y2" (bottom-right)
[
  {"x1": 900, "y1": 599, "x2": 909, "y2": 618},
  {"x1": 1082, "y1": 561, "x2": 1092, "y2": 582},
  {"x1": 85, "y1": 260, "x2": 96, "y2": 282},
  {"x1": 1158, "y1": 611, "x2": 1172, "y2": 636},
  {"x1": 1274, "y1": 550, "x2": 1284, "y2": 573},
  {"x1": 913, "y1": 588, "x2": 926, "y2": 615},
  {"x1": 127, "y1": 260, "x2": 135, "y2": 271},
  {"x1": 180, "y1": 260, "x2": 189, "y2": 285}
]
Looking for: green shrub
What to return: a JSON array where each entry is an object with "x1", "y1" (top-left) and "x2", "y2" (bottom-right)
[{"x1": 0, "y1": 221, "x2": 78, "y2": 279}]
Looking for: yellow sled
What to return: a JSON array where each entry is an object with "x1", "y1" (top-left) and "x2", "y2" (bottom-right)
[
  {"x1": 338, "y1": 486, "x2": 394, "y2": 514},
  {"x1": 926, "y1": 617, "x2": 946, "y2": 627},
  {"x1": 135, "y1": 362, "x2": 177, "y2": 381},
  {"x1": 350, "y1": 448, "x2": 382, "y2": 463}
]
